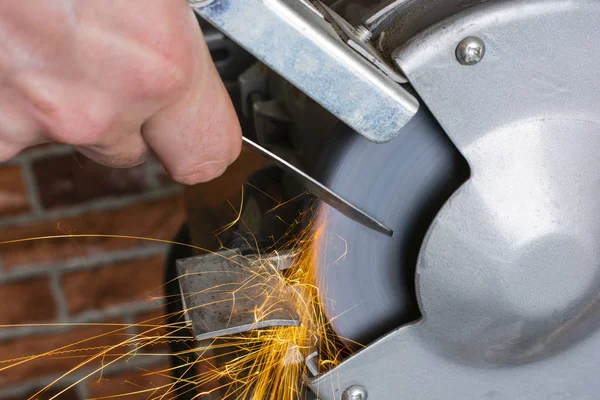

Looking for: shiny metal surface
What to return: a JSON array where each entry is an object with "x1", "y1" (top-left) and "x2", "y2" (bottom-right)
[
  {"x1": 363, "y1": 0, "x2": 410, "y2": 32},
  {"x1": 242, "y1": 137, "x2": 393, "y2": 236},
  {"x1": 373, "y1": 0, "x2": 493, "y2": 54},
  {"x1": 189, "y1": 0, "x2": 419, "y2": 143},
  {"x1": 455, "y1": 36, "x2": 485, "y2": 65},
  {"x1": 312, "y1": 2, "x2": 408, "y2": 83},
  {"x1": 341, "y1": 385, "x2": 368, "y2": 400},
  {"x1": 310, "y1": 1, "x2": 600, "y2": 398},
  {"x1": 353, "y1": 25, "x2": 372, "y2": 42}
]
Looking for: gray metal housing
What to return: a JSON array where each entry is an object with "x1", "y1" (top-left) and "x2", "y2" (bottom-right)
[
  {"x1": 310, "y1": 1, "x2": 600, "y2": 398},
  {"x1": 189, "y1": 0, "x2": 419, "y2": 143}
]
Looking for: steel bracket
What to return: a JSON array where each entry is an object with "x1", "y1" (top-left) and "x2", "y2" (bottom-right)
[{"x1": 188, "y1": 0, "x2": 418, "y2": 143}]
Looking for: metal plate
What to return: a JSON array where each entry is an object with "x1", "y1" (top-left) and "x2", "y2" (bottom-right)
[
  {"x1": 177, "y1": 250, "x2": 299, "y2": 341},
  {"x1": 189, "y1": 0, "x2": 419, "y2": 143},
  {"x1": 310, "y1": 1, "x2": 600, "y2": 398}
]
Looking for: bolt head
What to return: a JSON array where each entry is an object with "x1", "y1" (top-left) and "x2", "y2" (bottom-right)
[
  {"x1": 342, "y1": 385, "x2": 368, "y2": 400},
  {"x1": 456, "y1": 36, "x2": 485, "y2": 65}
]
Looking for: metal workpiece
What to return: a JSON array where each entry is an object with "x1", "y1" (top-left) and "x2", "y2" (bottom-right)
[
  {"x1": 311, "y1": 1, "x2": 600, "y2": 399},
  {"x1": 189, "y1": 0, "x2": 418, "y2": 143},
  {"x1": 242, "y1": 137, "x2": 393, "y2": 236},
  {"x1": 176, "y1": 250, "x2": 299, "y2": 341}
]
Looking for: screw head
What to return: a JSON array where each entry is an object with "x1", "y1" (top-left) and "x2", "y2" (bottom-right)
[
  {"x1": 342, "y1": 385, "x2": 368, "y2": 400},
  {"x1": 456, "y1": 36, "x2": 485, "y2": 65}
]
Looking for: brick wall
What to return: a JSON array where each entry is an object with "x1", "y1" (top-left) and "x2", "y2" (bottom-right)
[{"x1": 0, "y1": 145, "x2": 186, "y2": 399}]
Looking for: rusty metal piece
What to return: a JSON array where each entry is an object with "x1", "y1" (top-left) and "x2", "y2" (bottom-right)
[{"x1": 177, "y1": 249, "x2": 299, "y2": 341}]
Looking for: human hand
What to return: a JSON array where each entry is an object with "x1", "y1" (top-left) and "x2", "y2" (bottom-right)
[{"x1": 0, "y1": 0, "x2": 241, "y2": 183}]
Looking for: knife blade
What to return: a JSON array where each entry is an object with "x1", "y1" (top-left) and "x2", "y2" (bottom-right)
[{"x1": 242, "y1": 136, "x2": 393, "y2": 236}]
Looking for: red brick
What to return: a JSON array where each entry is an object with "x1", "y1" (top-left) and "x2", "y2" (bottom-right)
[
  {"x1": 88, "y1": 363, "x2": 173, "y2": 400},
  {"x1": 0, "y1": 320, "x2": 128, "y2": 388},
  {"x1": 0, "y1": 278, "x2": 56, "y2": 325},
  {"x1": 0, "y1": 165, "x2": 30, "y2": 217},
  {"x1": 6, "y1": 386, "x2": 79, "y2": 400},
  {"x1": 0, "y1": 194, "x2": 186, "y2": 269},
  {"x1": 32, "y1": 152, "x2": 148, "y2": 210},
  {"x1": 62, "y1": 256, "x2": 165, "y2": 315}
]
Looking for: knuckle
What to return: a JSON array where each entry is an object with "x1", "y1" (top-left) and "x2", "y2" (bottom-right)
[
  {"x1": 13, "y1": 72, "x2": 113, "y2": 145},
  {"x1": 47, "y1": 118, "x2": 103, "y2": 145},
  {"x1": 200, "y1": 114, "x2": 242, "y2": 165},
  {"x1": 0, "y1": 141, "x2": 24, "y2": 162},
  {"x1": 135, "y1": 38, "x2": 194, "y2": 99},
  {"x1": 157, "y1": 59, "x2": 190, "y2": 95},
  {"x1": 170, "y1": 159, "x2": 229, "y2": 185},
  {"x1": 78, "y1": 137, "x2": 149, "y2": 168},
  {"x1": 102, "y1": 149, "x2": 149, "y2": 169},
  {"x1": 114, "y1": 147, "x2": 149, "y2": 168},
  {"x1": 46, "y1": 104, "x2": 112, "y2": 146},
  {"x1": 137, "y1": 58, "x2": 189, "y2": 99},
  {"x1": 141, "y1": 10, "x2": 196, "y2": 97}
]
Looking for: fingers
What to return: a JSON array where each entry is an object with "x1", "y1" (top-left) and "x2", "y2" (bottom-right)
[
  {"x1": 0, "y1": 140, "x2": 25, "y2": 162},
  {"x1": 141, "y1": 14, "x2": 242, "y2": 185},
  {"x1": 12, "y1": 71, "x2": 150, "y2": 168},
  {"x1": 0, "y1": 0, "x2": 242, "y2": 181},
  {"x1": 0, "y1": 88, "x2": 45, "y2": 161},
  {"x1": 77, "y1": 132, "x2": 150, "y2": 168}
]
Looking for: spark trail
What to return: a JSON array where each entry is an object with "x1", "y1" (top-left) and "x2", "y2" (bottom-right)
[{"x1": 0, "y1": 221, "x2": 356, "y2": 399}]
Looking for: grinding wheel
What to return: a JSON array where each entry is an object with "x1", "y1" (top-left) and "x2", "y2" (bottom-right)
[{"x1": 314, "y1": 107, "x2": 468, "y2": 345}]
